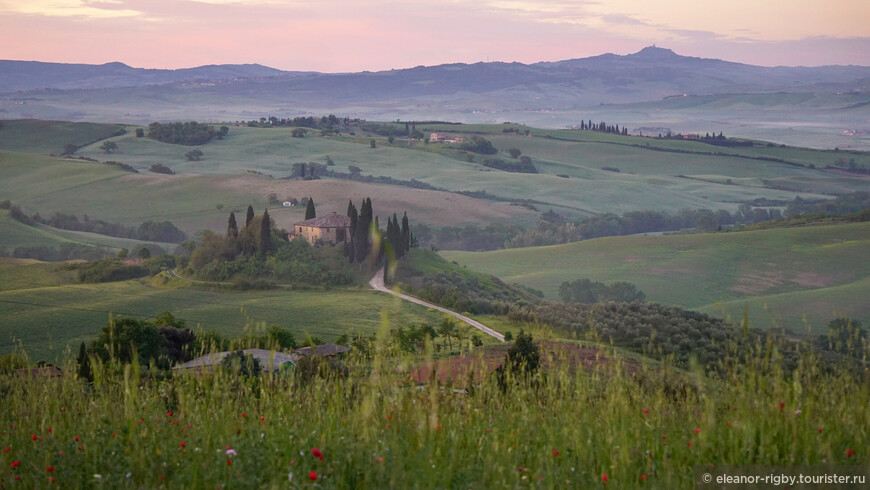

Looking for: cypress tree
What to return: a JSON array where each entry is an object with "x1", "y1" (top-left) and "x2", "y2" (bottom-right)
[
  {"x1": 355, "y1": 198, "x2": 372, "y2": 263},
  {"x1": 305, "y1": 198, "x2": 316, "y2": 220},
  {"x1": 227, "y1": 212, "x2": 238, "y2": 239},
  {"x1": 77, "y1": 342, "x2": 92, "y2": 381},
  {"x1": 260, "y1": 209, "x2": 272, "y2": 253},
  {"x1": 246, "y1": 205, "x2": 255, "y2": 228},
  {"x1": 401, "y1": 212, "x2": 410, "y2": 254}
]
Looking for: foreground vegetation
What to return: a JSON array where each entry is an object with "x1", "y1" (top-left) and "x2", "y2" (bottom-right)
[{"x1": 0, "y1": 332, "x2": 867, "y2": 488}]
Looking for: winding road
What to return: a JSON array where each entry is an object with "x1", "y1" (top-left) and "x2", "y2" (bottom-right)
[{"x1": 369, "y1": 268, "x2": 505, "y2": 342}]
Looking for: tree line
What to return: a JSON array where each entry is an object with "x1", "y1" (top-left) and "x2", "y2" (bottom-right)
[{"x1": 147, "y1": 122, "x2": 227, "y2": 146}]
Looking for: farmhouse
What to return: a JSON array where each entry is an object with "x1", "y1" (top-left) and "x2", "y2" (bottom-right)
[
  {"x1": 172, "y1": 349, "x2": 298, "y2": 374},
  {"x1": 430, "y1": 132, "x2": 467, "y2": 143},
  {"x1": 290, "y1": 212, "x2": 351, "y2": 245}
]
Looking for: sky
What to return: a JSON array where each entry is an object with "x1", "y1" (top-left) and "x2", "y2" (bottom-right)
[{"x1": 1, "y1": 0, "x2": 869, "y2": 72}]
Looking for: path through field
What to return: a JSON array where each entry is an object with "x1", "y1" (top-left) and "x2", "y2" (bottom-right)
[{"x1": 370, "y1": 268, "x2": 505, "y2": 342}]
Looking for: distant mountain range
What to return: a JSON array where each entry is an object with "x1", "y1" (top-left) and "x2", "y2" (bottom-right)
[{"x1": 3, "y1": 47, "x2": 869, "y2": 103}]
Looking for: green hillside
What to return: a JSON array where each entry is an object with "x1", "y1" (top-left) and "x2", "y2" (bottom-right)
[
  {"x1": 71, "y1": 124, "x2": 866, "y2": 218},
  {"x1": 442, "y1": 222, "x2": 870, "y2": 332},
  {"x1": 0, "y1": 276, "x2": 443, "y2": 361},
  {"x1": 0, "y1": 119, "x2": 126, "y2": 154},
  {"x1": 0, "y1": 208, "x2": 177, "y2": 256}
]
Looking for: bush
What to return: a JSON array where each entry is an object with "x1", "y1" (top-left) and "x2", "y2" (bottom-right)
[
  {"x1": 461, "y1": 136, "x2": 498, "y2": 154},
  {"x1": 220, "y1": 350, "x2": 262, "y2": 377},
  {"x1": 75, "y1": 259, "x2": 149, "y2": 283},
  {"x1": 149, "y1": 163, "x2": 174, "y2": 175}
]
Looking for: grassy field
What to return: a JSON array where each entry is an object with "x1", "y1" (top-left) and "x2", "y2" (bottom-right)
[
  {"x1": 0, "y1": 150, "x2": 532, "y2": 235},
  {"x1": 70, "y1": 124, "x2": 854, "y2": 217},
  {"x1": 0, "y1": 209, "x2": 177, "y2": 256},
  {"x1": 0, "y1": 119, "x2": 126, "y2": 154},
  {"x1": 442, "y1": 222, "x2": 870, "y2": 332},
  {"x1": 1, "y1": 334, "x2": 867, "y2": 488},
  {"x1": 0, "y1": 270, "x2": 451, "y2": 361}
]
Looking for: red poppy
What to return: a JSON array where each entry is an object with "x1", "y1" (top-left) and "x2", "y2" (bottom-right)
[
  {"x1": 47, "y1": 428, "x2": 52, "y2": 433},
  {"x1": 259, "y1": 417, "x2": 264, "y2": 422},
  {"x1": 726, "y1": 422, "x2": 732, "y2": 427},
  {"x1": 778, "y1": 402, "x2": 785, "y2": 413},
  {"x1": 687, "y1": 442, "x2": 692, "y2": 447},
  {"x1": 312, "y1": 448, "x2": 323, "y2": 461},
  {"x1": 642, "y1": 409, "x2": 649, "y2": 414},
  {"x1": 1, "y1": 447, "x2": 10, "y2": 453},
  {"x1": 46, "y1": 466, "x2": 54, "y2": 472},
  {"x1": 517, "y1": 467, "x2": 525, "y2": 472},
  {"x1": 818, "y1": 428, "x2": 823, "y2": 434},
  {"x1": 167, "y1": 411, "x2": 173, "y2": 416},
  {"x1": 641, "y1": 474, "x2": 647, "y2": 481},
  {"x1": 602, "y1": 473, "x2": 608, "y2": 484},
  {"x1": 77, "y1": 445, "x2": 83, "y2": 452},
  {"x1": 227, "y1": 459, "x2": 232, "y2": 466},
  {"x1": 11, "y1": 461, "x2": 19, "y2": 468},
  {"x1": 552, "y1": 450, "x2": 559, "y2": 456},
  {"x1": 50, "y1": 477, "x2": 56, "y2": 483},
  {"x1": 309, "y1": 471, "x2": 317, "y2": 481},
  {"x1": 846, "y1": 449, "x2": 855, "y2": 458},
  {"x1": 693, "y1": 428, "x2": 701, "y2": 434},
  {"x1": 661, "y1": 435, "x2": 666, "y2": 440},
  {"x1": 179, "y1": 441, "x2": 186, "y2": 448},
  {"x1": 31, "y1": 435, "x2": 37, "y2": 441},
  {"x1": 74, "y1": 436, "x2": 79, "y2": 442},
  {"x1": 436, "y1": 424, "x2": 441, "y2": 430},
  {"x1": 376, "y1": 456, "x2": 384, "y2": 463},
  {"x1": 241, "y1": 412, "x2": 246, "y2": 417}
]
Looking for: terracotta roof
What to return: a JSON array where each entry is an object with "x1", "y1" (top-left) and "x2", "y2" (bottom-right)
[{"x1": 294, "y1": 212, "x2": 351, "y2": 228}]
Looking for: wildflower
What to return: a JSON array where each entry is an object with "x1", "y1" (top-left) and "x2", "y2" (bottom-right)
[
  {"x1": 50, "y1": 477, "x2": 56, "y2": 483},
  {"x1": 179, "y1": 441, "x2": 186, "y2": 448},
  {"x1": 11, "y1": 461, "x2": 20, "y2": 468},
  {"x1": 726, "y1": 422, "x2": 732, "y2": 427},
  {"x1": 818, "y1": 428, "x2": 823, "y2": 434},
  {"x1": 602, "y1": 473, "x2": 608, "y2": 484},
  {"x1": 794, "y1": 410, "x2": 802, "y2": 415},
  {"x1": 552, "y1": 450, "x2": 559, "y2": 456},
  {"x1": 517, "y1": 467, "x2": 525, "y2": 472},
  {"x1": 687, "y1": 442, "x2": 692, "y2": 447},
  {"x1": 47, "y1": 428, "x2": 52, "y2": 433},
  {"x1": 74, "y1": 436, "x2": 79, "y2": 442},
  {"x1": 226, "y1": 449, "x2": 237, "y2": 456},
  {"x1": 641, "y1": 474, "x2": 647, "y2": 481},
  {"x1": 77, "y1": 445, "x2": 83, "y2": 452},
  {"x1": 661, "y1": 435, "x2": 666, "y2": 440},
  {"x1": 846, "y1": 449, "x2": 855, "y2": 458},
  {"x1": 32, "y1": 435, "x2": 37, "y2": 441},
  {"x1": 1, "y1": 447, "x2": 10, "y2": 453},
  {"x1": 693, "y1": 428, "x2": 701, "y2": 434},
  {"x1": 377, "y1": 456, "x2": 384, "y2": 463},
  {"x1": 46, "y1": 466, "x2": 54, "y2": 472},
  {"x1": 309, "y1": 471, "x2": 317, "y2": 481},
  {"x1": 241, "y1": 412, "x2": 246, "y2": 417},
  {"x1": 778, "y1": 402, "x2": 785, "y2": 413},
  {"x1": 436, "y1": 424, "x2": 441, "y2": 430},
  {"x1": 227, "y1": 459, "x2": 232, "y2": 466},
  {"x1": 312, "y1": 448, "x2": 323, "y2": 461},
  {"x1": 167, "y1": 411, "x2": 173, "y2": 416},
  {"x1": 260, "y1": 417, "x2": 264, "y2": 422},
  {"x1": 642, "y1": 409, "x2": 649, "y2": 415}
]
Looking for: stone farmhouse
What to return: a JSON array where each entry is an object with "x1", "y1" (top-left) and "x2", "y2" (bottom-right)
[
  {"x1": 290, "y1": 212, "x2": 351, "y2": 245},
  {"x1": 429, "y1": 132, "x2": 467, "y2": 143}
]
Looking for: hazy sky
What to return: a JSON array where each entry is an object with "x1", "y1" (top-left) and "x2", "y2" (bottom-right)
[{"x1": 1, "y1": 0, "x2": 869, "y2": 71}]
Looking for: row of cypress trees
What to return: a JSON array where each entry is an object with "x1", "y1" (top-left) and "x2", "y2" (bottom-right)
[
  {"x1": 226, "y1": 205, "x2": 272, "y2": 255},
  {"x1": 343, "y1": 198, "x2": 411, "y2": 266}
]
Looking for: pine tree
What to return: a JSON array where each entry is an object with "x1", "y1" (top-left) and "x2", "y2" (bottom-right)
[
  {"x1": 245, "y1": 205, "x2": 255, "y2": 228},
  {"x1": 227, "y1": 212, "x2": 238, "y2": 240},
  {"x1": 305, "y1": 198, "x2": 316, "y2": 220},
  {"x1": 259, "y1": 209, "x2": 272, "y2": 253},
  {"x1": 77, "y1": 342, "x2": 92, "y2": 381}
]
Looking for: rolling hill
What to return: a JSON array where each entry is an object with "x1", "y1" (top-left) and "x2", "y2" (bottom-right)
[{"x1": 442, "y1": 222, "x2": 870, "y2": 332}]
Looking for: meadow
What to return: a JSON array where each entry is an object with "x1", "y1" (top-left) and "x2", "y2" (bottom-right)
[
  {"x1": 0, "y1": 263, "x2": 446, "y2": 361},
  {"x1": 0, "y1": 335, "x2": 867, "y2": 488},
  {"x1": 442, "y1": 222, "x2": 870, "y2": 332}
]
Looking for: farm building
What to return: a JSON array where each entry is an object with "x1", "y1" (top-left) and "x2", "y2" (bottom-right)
[
  {"x1": 290, "y1": 212, "x2": 351, "y2": 245},
  {"x1": 429, "y1": 133, "x2": 466, "y2": 143},
  {"x1": 172, "y1": 349, "x2": 298, "y2": 374}
]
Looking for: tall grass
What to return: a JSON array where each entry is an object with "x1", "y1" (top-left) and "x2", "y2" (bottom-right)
[{"x1": 1, "y1": 336, "x2": 867, "y2": 488}]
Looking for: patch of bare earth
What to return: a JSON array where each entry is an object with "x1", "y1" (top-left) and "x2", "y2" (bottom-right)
[
  {"x1": 214, "y1": 175, "x2": 533, "y2": 226},
  {"x1": 791, "y1": 271, "x2": 832, "y2": 289},
  {"x1": 731, "y1": 270, "x2": 786, "y2": 295}
]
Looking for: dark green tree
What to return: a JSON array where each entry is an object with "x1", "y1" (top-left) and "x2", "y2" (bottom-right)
[
  {"x1": 220, "y1": 350, "x2": 261, "y2": 377},
  {"x1": 401, "y1": 212, "x2": 410, "y2": 253},
  {"x1": 76, "y1": 342, "x2": 92, "y2": 381},
  {"x1": 245, "y1": 205, "x2": 255, "y2": 228},
  {"x1": 370, "y1": 139, "x2": 376, "y2": 148},
  {"x1": 91, "y1": 318, "x2": 164, "y2": 364},
  {"x1": 259, "y1": 209, "x2": 272, "y2": 253},
  {"x1": 305, "y1": 198, "x2": 316, "y2": 220},
  {"x1": 99, "y1": 141, "x2": 118, "y2": 154},
  {"x1": 505, "y1": 329, "x2": 539, "y2": 373},
  {"x1": 137, "y1": 247, "x2": 151, "y2": 259},
  {"x1": 227, "y1": 212, "x2": 239, "y2": 240},
  {"x1": 508, "y1": 148, "x2": 521, "y2": 158},
  {"x1": 135, "y1": 128, "x2": 145, "y2": 138}
]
